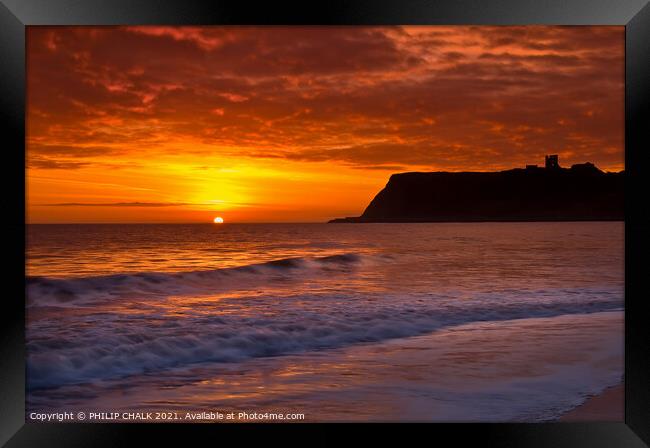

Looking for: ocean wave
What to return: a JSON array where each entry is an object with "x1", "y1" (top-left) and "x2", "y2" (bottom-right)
[
  {"x1": 26, "y1": 253, "x2": 363, "y2": 307},
  {"x1": 26, "y1": 287, "x2": 623, "y2": 389}
]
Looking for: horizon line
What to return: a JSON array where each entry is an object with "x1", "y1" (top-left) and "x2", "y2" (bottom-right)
[
  {"x1": 26, "y1": 220, "x2": 625, "y2": 225},
  {"x1": 26, "y1": 221, "x2": 334, "y2": 225}
]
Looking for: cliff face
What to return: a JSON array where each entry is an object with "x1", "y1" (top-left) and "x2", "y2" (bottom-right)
[{"x1": 329, "y1": 164, "x2": 623, "y2": 223}]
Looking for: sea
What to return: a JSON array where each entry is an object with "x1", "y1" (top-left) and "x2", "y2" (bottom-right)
[{"x1": 26, "y1": 222, "x2": 624, "y2": 422}]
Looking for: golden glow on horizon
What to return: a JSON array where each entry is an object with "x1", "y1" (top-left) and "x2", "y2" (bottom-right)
[
  {"x1": 26, "y1": 26, "x2": 624, "y2": 223},
  {"x1": 213, "y1": 217, "x2": 224, "y2": 224}
]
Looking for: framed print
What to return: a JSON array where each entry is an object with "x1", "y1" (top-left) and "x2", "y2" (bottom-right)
[{"x1": 1, "y1": 0, "x2": 649, "y2": 446}]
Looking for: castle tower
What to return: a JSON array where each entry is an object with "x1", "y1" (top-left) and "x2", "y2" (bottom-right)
[{"x1": 545, "y1": 154, "x2": 559, "y2": 170}]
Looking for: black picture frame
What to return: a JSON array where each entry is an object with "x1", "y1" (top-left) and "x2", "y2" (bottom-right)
[{"x1": 1, "y1": 0, "x2": 649, "y2": 446}]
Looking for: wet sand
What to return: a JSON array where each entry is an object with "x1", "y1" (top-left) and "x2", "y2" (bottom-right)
[
  {"x1": 28, "y1": 311, "x2": 623, "y2": 422},
  {"x1": 559, "y1": 383, "x2": 624, "y2": 421}
]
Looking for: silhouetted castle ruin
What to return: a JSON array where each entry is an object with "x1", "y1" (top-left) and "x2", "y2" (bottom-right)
[{"x1": 545, "y1": 154, "x2": 560, "y2": 170}]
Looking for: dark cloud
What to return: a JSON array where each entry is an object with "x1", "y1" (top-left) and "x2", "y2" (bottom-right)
[
  {"x1": 28, "y1": 158, "x2": 91, "y2": 170},
  {"x1": 37, "y1": 202, "x2": 195, "y2": 207},
  {"x1": 28, "y1": 144, "x2": 119, "y2": 157},
  {"x1": 354, "y1": 165, "x2": 407, "y2": 171}
]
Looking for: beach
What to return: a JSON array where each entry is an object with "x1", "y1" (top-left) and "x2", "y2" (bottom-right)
[
  {"x1": 27, "y1": 308, "x2": 624, "y2": 422},
  {"x1": 559, "y1": 384, "x2": 624, "y2": 421},
  {"x1": 24, "y1": 22, "x2": 626, "y2": 426},
  {"x1": 26, "y1": 222, "x2": 624, "y2": 422}
]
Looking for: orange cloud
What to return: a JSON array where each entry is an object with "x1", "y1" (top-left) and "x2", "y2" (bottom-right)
[{"x1": 26, "y1": 26, "x2": 624, "y2": 223}]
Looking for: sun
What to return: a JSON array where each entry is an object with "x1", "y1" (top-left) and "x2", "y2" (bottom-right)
[{"x1": 213, "y1": 216, "x2": 224, "y2": 224}]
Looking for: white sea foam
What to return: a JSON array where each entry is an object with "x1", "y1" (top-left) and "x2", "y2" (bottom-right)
[
  {"x1": 26, "y1": 253, "x2": 363, "y2": 307},
  {"x1": 26, "y1": 222, "x2": 625, "y2": 421},
  {"x1": 27, "y1": 283, "x2": 622, "y2": 389}
]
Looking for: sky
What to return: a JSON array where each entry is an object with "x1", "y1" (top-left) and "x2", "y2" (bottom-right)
[{"x1": 27, "y1": 26, "x2": 624, "y2": 223}]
